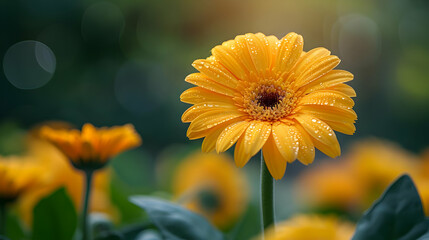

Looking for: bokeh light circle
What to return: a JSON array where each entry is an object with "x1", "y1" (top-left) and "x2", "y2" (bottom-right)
[{"x1": 3, "y1": 40, "x2": 56, "y2": 90}]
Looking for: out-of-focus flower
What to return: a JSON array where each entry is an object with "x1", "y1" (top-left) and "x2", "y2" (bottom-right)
[
  {"x1": 172, "y1": 152, "x2": 248, "y2": 229},
  {"x1": 262, "y1": 215, "x2": 355, "y2": 240},
  {"x1": 0, "y1": 156, "x2": 42, "y2": 203},
  {"x1": 296, "y1": 139, "x2": 420, "y2": 213},
  {"x1": 297, "y1": 161, "x2": 363, "y2": 211},
  {"x1": 17, "y1": 125, "x2": 118, "y2": 226},
  {"x1": 40, "y1": 123, "x2": 141, "y2": 170},
  {"x1": 181, "y1": 32, "x2": 356, "y2": 179}
]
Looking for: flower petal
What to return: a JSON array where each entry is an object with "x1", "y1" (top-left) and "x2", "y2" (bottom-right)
[
  {"x1": 187, "y1": 110, "x2": 245, "y2": 139},
  {"x1": 295, "y1": 114, "x2": 340, "y2": 158},
  {"x1": 292, "y1": 47, "x2": 331, "y2": 78},
  {"x1": 185, "y1": 73, "x2": 237, "y2": 97},
  {"x1": 323, "y1": 120, "x2": 356, "y2": 135},
  {"x1": 180, "y1": 87, "x2": 233, "y2": 104},
  {"x1": 301, "y1": 70, "x2": 354, "y2": 94},
  {"x1": 273, "y1": 32, "x2": 303, "y2": 75},
  {"x1": 212, "y1": 42, "x2": 248, "y2": 80},
  {"x1": 294, "y1": 124, "x2": 315, "y2": 165},
  {"x1": 326, "y1": 83, "x2": 357, "y2": 97},
  {"x1": 216, "y1": 121, "x2": 250, "y2": 153},
  {"x1": 243, "y1": 121, "x2": 271, "y2": 156},
  {"x1": 192, "y1": 59, "x2": 238, "y2": 89},
  {"x1": 271, "y1": 123, "x2": 299, "y2": 163},
  {"x1": 299, "y1": 90, "x2": 354, "y2": 109},
  {"x1": 181, "y1": 102, "x2": 236, "y2": 123},
  {"x1": 297, "y1": 105, "x2": 357, "y2": 124},
  {"x1": 244, "y1": 33, "x2": 270, "y2": 74},
  {"x1": 262, "y1": 134, "x2": 287, "y2": 180},
  {"x1": 295, "y1": 55, "x2": 340, "y2": 88}
]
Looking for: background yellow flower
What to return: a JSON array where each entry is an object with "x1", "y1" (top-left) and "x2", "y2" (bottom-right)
[
  {"x1": 0, "y1": 156, "x2": 42, "y2": 202},
  {"x1": 41, "y1": 123, "x2": 141, "y2": 169},
  {"x1": 172, "y1": 152, "x2": 249, "y2": 229},
  {"x1": 262, "y1": 215, "x2": 355, "y2": 240},
  {"x1": 17, "y1": 132, "x2": 119, "y2": 226},
  {"x1": 181, "y1": 32, "x2": 356, "y2": 179}
]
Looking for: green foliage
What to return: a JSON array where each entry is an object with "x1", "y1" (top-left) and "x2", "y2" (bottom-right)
[
  {"x1": 130, "y1": 196, "x2": 225, "y2": 240},
  {"x1": 4, "y1": 213, "x2": 27, "y2": 240},
  {"x1": 32, "y1": 188, "x2": 77, "y2": 240},
  {"x1": 353, "y1": 175, "x2": 429, "y2": 240}
]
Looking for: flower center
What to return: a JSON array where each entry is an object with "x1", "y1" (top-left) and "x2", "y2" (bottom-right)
[{"x1": 242, "y1": 80, "x2": 298, "y2": 121}]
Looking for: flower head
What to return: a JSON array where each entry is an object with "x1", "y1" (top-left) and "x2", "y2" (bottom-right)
[
  {"x1": 262, "y1": 215, "x2": 355, "y2": 240},
  {"x1": 0, "y1": 156, "x2": 42, "y2": 203},
  {"x1": 172, "y1": 152, "x2": 248, "y2": 229},
  {"x1": 181, "y1": 32, "x2": 356, "y2": 179},
  {"x1": 41, "y1": 123, "x2": 141, "y2": 170},
  {"x1": 18, "y1": 129, "x2": 119, "y2": 226}
]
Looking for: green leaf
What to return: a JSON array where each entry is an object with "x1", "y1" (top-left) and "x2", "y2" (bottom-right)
[
  {"x1": 32, "y1": 188, "x2": 77, "y2": 240},
  {"x1": 129, "y1": 196, "x2": 225, "y2": 240},
  {"x1": 353, "y1": 174, "x2": 429, "y2": 240}
]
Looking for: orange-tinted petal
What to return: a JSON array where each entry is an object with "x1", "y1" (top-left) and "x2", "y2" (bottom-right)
[
  {"x1": 185, "y1": 73, "x2": 237, "y2": 97},
  {"x1": 273, "y1": 32, "x2": 303, "y2": 75},
  {"x1": 192, "y1": 59, "x2": 238, "y2": 89},
  {"x1": 326, "y1": 83, "x2": 357, "y2": 97},
  {"x1": 299, "y1": 90, "x2": 354, "y2": 109},
  {"x1": 301, "y1": 70, "x2": 354, "y2": 94},
  {"x1": 295, "y1": 114, "x2": 340, "y2": 158},
  {"x1": 182, "y1": 102, "x2": 236, "y2": 123},
  {"x1": 271, "y1": 123, "x2": 299, "y2": 163},
  {"x1": 216, "y1": 121, "x2": 250, "y2": 153},
  {"x1": 244, "y1": 33, "x2": 270, "y2": 74},
  {"x1": 262, "y1": 135, "x2": 287, "y2": 180},
  {"x1": 180, "y1": 87, "x2": 233, "y2": 104}
]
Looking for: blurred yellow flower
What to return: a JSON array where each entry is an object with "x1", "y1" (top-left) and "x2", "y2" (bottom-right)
[
  {"x1": 296, "y1": 161, "x2": 363, "y2": 210},
  {"x1": 172, "y1": 152, "x2": 248, "y2": 229},
  {"x1": 296, "y1": 139, "x2": 421, "y2": 212},
  {"x1": 0, "y1": 156, "x2": 42, "y2": 203},
  {"x1": 17, "y1": 128, "x2": 118, "y2": 226},
  {"x1": 41, "y1": 123, "x2": 141, "y2": 170},
  {"x1": 262, "y1": 215, "x2": 355, "y2": 240},
  {"x1": 181, "y1": 32, "x2": 356, "y2": 179}
]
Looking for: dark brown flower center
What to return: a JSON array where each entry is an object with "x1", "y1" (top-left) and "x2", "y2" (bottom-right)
[{"x1": 257, "y1": 91, "x2": 282, "y2": 108}]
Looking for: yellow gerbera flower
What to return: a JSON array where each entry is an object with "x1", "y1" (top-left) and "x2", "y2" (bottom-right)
[
  {"x1": 0, "y1": 156, "x2": 42, "y2": 202},
  {"x1": 17, "y1": 136, "x2": 118, "y2": 225},
  {"x1": 40, "y1": 123, "x2": 141, "y2": 170},
  {"x1": 262, "y1": 215, "x2": 355, "y2": 240},
  {"x1": 181, "y1": 32, "x2": 356, "y2": 179},
  {"x1": 172, "y1": 152, "x2": 249, "y2": 229}
]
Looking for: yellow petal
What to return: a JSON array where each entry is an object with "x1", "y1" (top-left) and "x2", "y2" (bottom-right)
[
  {"x1": 234, "y1": 35, "x2": 259, "y2": 74},
  {"x1": 187, "y1": 111, "x2": 245, "y2": 139},
  {"x1": 244, "y1": 33, "x2": 270, "y2": 74},
  {"x1": 301, "y1": 70, "x2": 354, "y2": 94},
  {"x1": 181, "y1": 102, "x2": 236, "y2": 123},
  {"x1": 185, "y1": 73, "x2": 236, "y2": 97},
  {"x1": 180, "y1": 87, "x2": 234, "y2": 104},
  {"x1": 271, "y1": 123, "x2": 299, "y2": 163},
  {"x1": 216, "y1": 121, "x2": 250, "y2": 153},
  {"x1": 295, "y1": 55, "x2": 340, "y2": 87},
  {"x1": 297, "y1": 105, "x2": 357, "y2": 124},
  {"x1": 273, "y1": 32, "x2": 303, "y2": 75},
  {"x1": 326, "y1": 83, "x2": 357, "y2": 97},
  {"x1": 299, "y1": 90, "x2": 354, "y2": 109},
  {"x1": 243, "y1": 121, "x2": 271, "y2": 156},
  {"x1": 212, "y1": 43, "x2": 248, "y2": 80},
  {"x1": 292, "y1": 47, "x2": 331, "y2": 78},
  {"x1": 234, "y1": 135, "x2": 251, "y2": 168},
  {"x1": 192, "y1": 59, "x2": 238, "y2": 89},
  {"x1": 323, "y1": 120, "x2": 356, "y2": 135},
  {"x1": 295, "y1": 114, "x2": 340, "y2": 158},
  {"x1": 263, "y1": 34, "x2": 279, "y2": 69},
  {"x1": 294, "y1": 124, "x2": 315, "y2": 165},
  {"x1": 202, "y1": 126, "x2": 226, "y2": 153},
  {"x1": 262, "y1": 135, "x2": 287, "y2": 180}
]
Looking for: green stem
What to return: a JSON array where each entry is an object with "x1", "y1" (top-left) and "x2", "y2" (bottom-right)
[
  {"x1": 260, "y1": 151, "x2": 275, "y2": 235},
  {"x1": 81, "y1": 170, "x2": 94, "y2": 240},
  {"x1": 0, "y1": 202, "x2": 6, "y2": 236}
]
